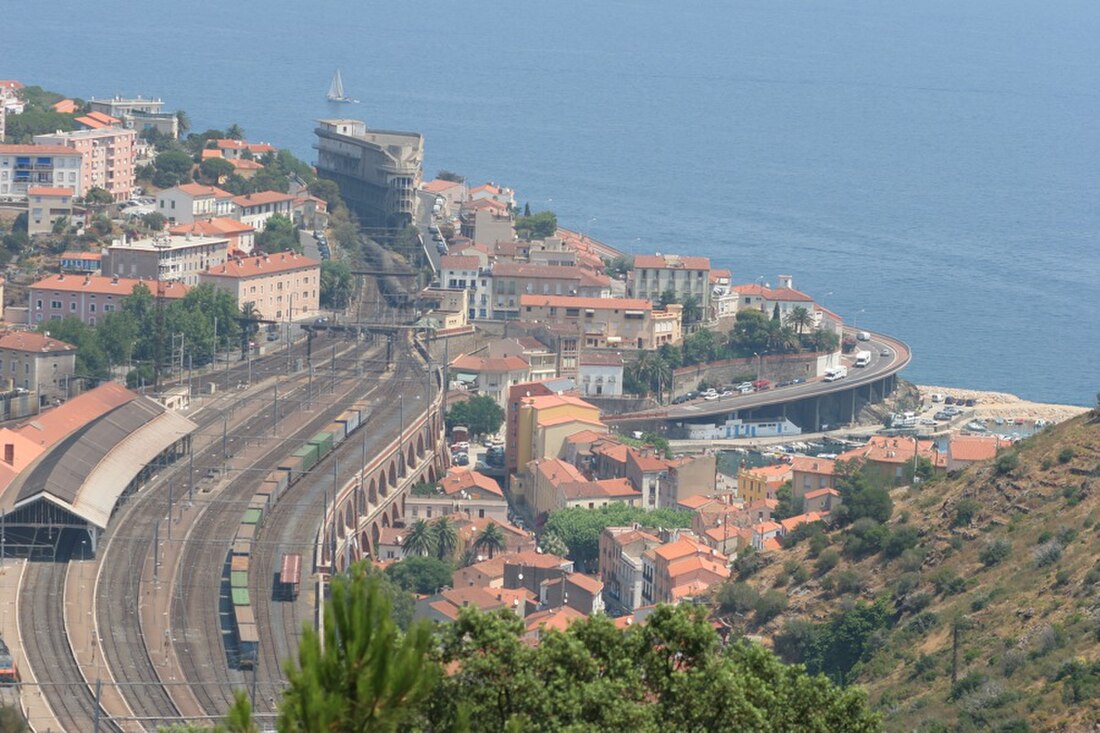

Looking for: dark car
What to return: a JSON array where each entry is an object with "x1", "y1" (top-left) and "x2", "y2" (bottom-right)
[
  {"x1": 944, "y1": 396, "x2": 957, "y2": 405},
  {"x1": 934, "y1": 411, "x2": 951, "y2": 421},
  {"x1": 965, "y1": 398, "x2": 976, "y2": 407}
]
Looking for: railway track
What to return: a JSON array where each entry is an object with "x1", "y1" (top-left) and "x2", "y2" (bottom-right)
[
  {"x1": 168, "y1": 342, "x2": 403, "y2": 718},
  {"x1": 247, "y1": 354, "x2": 419, "y2": 712},
  {"x1": 19, "y1": 530, "x2": 122, "y2": 733},
  {"x1": 92, "y1": 336, "x2": 373, "y2": 729}
]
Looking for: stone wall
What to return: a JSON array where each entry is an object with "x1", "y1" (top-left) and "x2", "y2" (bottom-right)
[{"x1": 670, "y1": 351, "x2": 835, "y2": 398}]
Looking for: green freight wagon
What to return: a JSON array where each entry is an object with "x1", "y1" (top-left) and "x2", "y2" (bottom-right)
[
  {"x1": 293, "y1": 444, "x2": 319, "y2": 472},
  {"x1": 308, "y1": 432, "x2": 334, "y2": 459},
  {"x1": 230, "y1": 570, "x2": 249, "y2": 589},
  {"x1": 231, "y1": 587, "x2": 250, "y2": 607},
  {"x1": 242, "y1": 508, "x2": 263, "y2": 526}
]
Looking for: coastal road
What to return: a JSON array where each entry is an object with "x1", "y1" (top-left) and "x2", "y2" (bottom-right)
[{"x1": 613, "y1": 329, "x2": 911, "y2": 426}]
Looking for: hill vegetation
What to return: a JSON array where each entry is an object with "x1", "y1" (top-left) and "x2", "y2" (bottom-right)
[{"x1": 715, "y1": 408, "x2": 1100, "y2": 732}]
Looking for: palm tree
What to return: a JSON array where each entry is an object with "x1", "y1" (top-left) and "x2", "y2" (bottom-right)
[
  {"x1": 226, "y1": 123, "x2": 245, "y2": 140},
  {"x1": 474, "y1": 523, "x2": 507, "y2": 559},
  {"x1": 402, "y1": 519, "x2": 437, "y2": 558},
  {"x1": 175, "y1": 109, "x2": 191, "y2": 135},
  {"x1": 784, "y1": 306, "x2": 815, "y2": 336},
  {"x1": 432, "y1": 517, "x2": 458, "y2": 561},
  {"x1": 239, "y1": 301, "x2": 261, "y2": 358},
  {"x1": 681, "y1": 295, "x2": 702, "y2": 325},
  {"x1": 457, "y1": 547, "x2": 479, "y2": 568}
]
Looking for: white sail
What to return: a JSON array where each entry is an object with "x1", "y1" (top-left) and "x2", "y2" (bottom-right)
[{"x1": 327, "y1": 69, "x2": 345, "y2": 100}]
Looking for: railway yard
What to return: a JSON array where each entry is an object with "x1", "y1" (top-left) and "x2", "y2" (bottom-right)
[{"x1": 2, "y1": 259, "x2": 443, "y2": 731}]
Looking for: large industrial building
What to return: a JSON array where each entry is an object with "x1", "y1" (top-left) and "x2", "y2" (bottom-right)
[
  {"x1": 0, "y1": 383, "x2": 196, "y2": 554},
  {"x1": 313, "y1": 118, "x2": 422, "y2": 229}
]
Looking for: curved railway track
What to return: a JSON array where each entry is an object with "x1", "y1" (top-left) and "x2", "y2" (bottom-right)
[
  {"x1": 93, "y1": 337, "x2": 372, "y2": 729},
  {"x1": 20, "y1": 530, "x2": 122, "y2": 733},
  {"x1": 168, "y1": 342, "x2": 404, "y2": 718},
  {"x1": 246, "y1": 355, "x2": 419, "y2": 712}
]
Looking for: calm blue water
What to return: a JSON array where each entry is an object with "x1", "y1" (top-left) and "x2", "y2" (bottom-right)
[{"x1": 8, "y1": 0, "x2": 1099, "y2": 405}]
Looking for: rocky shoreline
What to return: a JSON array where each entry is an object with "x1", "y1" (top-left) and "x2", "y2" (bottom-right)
[{"x1": 916, "y1": 385, "x2": 1090, "y2": 424}]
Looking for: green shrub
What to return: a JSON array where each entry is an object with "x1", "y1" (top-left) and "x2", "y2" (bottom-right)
[
  {"x1": 808, "y1": 532, "x2": 830, "y2": 557},
  {"x1": 954, "y1": 498, "x2": 981, "y2": 527},
  {"x1": 716, "y1": 580, "x2": 759, "y2": 615},
  {"x1": 995, "y1": 451, "x2": 1019, "y2": 475},
  {"x1": 883, "y1": 526, "x2": 921, "y2": 559},
  {"x1": 1041, "y1": 457, "x2": 1053, "y2": 471},
  {"x1": 815, "y1": 549, "x2": 840, "y2": 575},
  {"x1": 931, "y1": 568, "x2": 966, "y2": 596},
  {"x1": 1055, "y1": 569, "x2": 1071, "y2": 586},
  {"x1": 1058, "y1": 447, "x2": 1075, "y2": 464},
  {"x1": 1032, "y1": 540, "x2": 1063, "y2": 568},
  {"x1": 754, "y1": 590, "x2": 789, "y2": 623},
  {"x1": 979, "y1": 538, "x2": 1012, "y2": 567},
  {"x1": 834, "y1": 570, "x2": 866, "y2": 596},
  {"x1": 894, "y1": 572, "x2": 921, "y2": 597},
  {"x1": 792, "y1": 566, "x2": 810, "y2": 585}
]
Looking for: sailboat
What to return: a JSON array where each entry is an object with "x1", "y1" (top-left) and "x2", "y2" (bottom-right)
[{"x1": 326, "y1": 69, "x2": 357, "y2": 103}]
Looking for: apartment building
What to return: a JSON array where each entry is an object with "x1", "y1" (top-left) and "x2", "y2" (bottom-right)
[
  {"x1": 200, "y1": 252, "x2": 320, "y2": 322},
  {"x1": 28, "y1": 273, "x2": 188, "y2": 326},
  {"x1": 104, "y1": 233, "x2": 230, "y2": 286},
  {"x1": 26, "y1": 187, "x2": 75, "y2": 235},
  {"x1": 156, "y1": 183, "x2": 234, "y2": 224},
  {"x1": 512, "y1": 393, "x2": 603, "y2": 479},
  {"x1": 89, "y1": 95, "x2": 179, "y2": 138},
  {"x1": 449, "y1": 353, "x2": 531, "y2": 408},
  {"x1": 406, "y1": 467, "x2": 508, "y2": 523},
  {"x1": 490, "y1": 263, "x2": 610, "y2": 320},
  {"x1": 577, "y1": 351, "x2": 624, "y2": 397},
  {"x1": 169, "y1": 218, "x2": 255, "y2": 253},
  {"x1": 229, "y1": 191, "x2": 295, "y2": 231},
  {"x1": 519, "y1": 295, "x2": 682, "y2": 350},
  {"x1": 641, "y1": 534, "x2": 729, "y2": 606},
  {"x1": 627, "y1": 253, "x2": 711, "y2": 313},
  {"x1": 0, "y1": 145, "x2": 83, "y2": 200},
  {"x1": 737, "y1": 463, "x2": 793, "y2": 503},
  {"x1": 459, "y1": 199, "x2": 514, "y2": 246},
  {"x1": 0, "y1": 331, "x2": 77, "y2": 403},
  {"x1": 34, "y1": 127, "x2": 137, "y2": 202},
  {"x1": 599, "y1": 526, "x2": 663, "y2": 613},
  {"x1": 314, "y1": 119, "x2": 422, "y2": 228}
]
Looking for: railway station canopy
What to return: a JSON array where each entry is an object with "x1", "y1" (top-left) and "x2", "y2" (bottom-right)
[{"x1": 0, "y1": 383, "x2": 196, "y2": 531}]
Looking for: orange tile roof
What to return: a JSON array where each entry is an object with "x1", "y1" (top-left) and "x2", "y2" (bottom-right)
[
  {"x1": 176, "y1": 183, "x2": 233, "y2": 199},
  {"x1": 229, "y1": 158, "x2": 264, "y2": 170},
  {"x1": 59, "y1": 251, "x2": 101, "y2": 261},
  {"x1": 0, "y1": 331, "x2": 75, "y2": 354},
  {"x1": 629, "y1": 449, "x2": 669, "y2": 473},
  {"x1": 523, "y1": 393, "x2": 598, "y2": 411},
  {"x1": 790, "y1": 456, "x2": 836, "y2": 475},
  {"x1": 86, "y1": 111, "x2": 120, "y2": 125},
  {"x1": 841, "y1": 436, "x2": 939, "y2": 465},
  {"x1": 504, "y1": 550, "x2": 571, "y2": 569},
  {"x1": 779, "y1": 512, "x2": 823, "y2": 533},
  {"x1": 231, "y1": 191, "x2": 295, "y2": 207},
  {"x1": 29, "y1": 274, "x2": 189, "y2": 298},
  {"x1": 804, "y1": 488, "x2": 840, "y2": 500},
  {"x1": 440, "y1": 468, "x2": 503, "y2": 497},
  {"x1": 534, "y1": 458, "x2": 587, "y2": 487},
  {"x1": 520, "y1": 294, "x2": 651, "y2": 311},
  {"x1": 423, "y1": 179, "x2": 464, "y2": 193},
  {"x1": 492, "y1": 262, "x2": 608, "y2": 285},
  {"x1": 52, "y1": 99, "x2": 78, "y2": 114},
  {"x1": 678, "y1": 494, "x2": 714, "y2": 510},
  {"x1": 761, "y1": 537, "x2": 783, "y2": 552},
  {"x1": 753, "y1": 521, "x2": 782, "y2": 534},
  {"x1": 666, "y1": 554, "x2": 730, "y2": 580},
  {"x1": 27, "y1": 187, "x2": 74, "y2": 197},
  {"x1": 75, "y1": 115, "x2": 110, "y2": 129},
  {"x1": 440, "y1": 255, "x2": 481, "y2": 269},
  {"x1": 169, "y1": 217, "x2": 254, "y2": 238},
  {"x1": 525, "y1": 606, "x2": 585, "y2": 635},
  {"x1": 592, "y1": 440, "x2": 630, "y2": 464},
  {"x1": 565, "y1": 572, "x2": 603, "y2": 594},
  {"x1": 563, "y1": 429, "x2": 607, "y2": 445},
  {"x1": 949, "y1": 435, "x2": 1011, "y2": 462},
  {"x1": 535, "y1": 414, "x2": 604, "y2": 430},
  {"x1": 449, "y1": 353, "x2": 529, "y2": 373},
  {"x1": 203, "y1": 253, "x2": 319, "y2": 279},
  {"x1": 0, "y1": 144, "x2": 80, "y2": 156},
  {"x1": 633, "y1": 254, "x2": 710, "y2": 270},
  {"x1": 653, "y1": 536, "x2": 715, "y2": 561},
  {"x1": 201, "y1": 149, "x2": 224, "y2": 160},
  {"x1": 741, "y1": 463, "x2": 792, "y2": 482},
  {"x1": 0, "y1": 81, "x2": 24, "y2": 91}
]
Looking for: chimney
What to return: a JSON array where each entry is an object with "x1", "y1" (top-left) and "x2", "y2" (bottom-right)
[
  {"x1": 778, "y1": 275, "x2": 793, "y2": 290},
  {"x1": 4, "y1": 443, "x2": 14, "y2": 465}
]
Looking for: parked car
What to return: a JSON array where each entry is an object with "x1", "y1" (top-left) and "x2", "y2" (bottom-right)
[
  {"x1": 703, "y1": 393, "x2": 719, "y2": 401},
  {"x1": 944, "y1": 396, "x2": 957, "y2": 405},
  {"x1": 964, "y1": 398, "x2": 976, "y2": 407},
  {"x1": 752, "y1": 379, "x2": 771, "y2": 391},
  {"x1": 933, "y1": 411, "x2": 951, "y2": 421},
  {"x1": 313, "y1": 230, "x2": 325, "y2": 239},
  {"x1": 453, "y1": 453, "x2": 469, "y2": 466}
]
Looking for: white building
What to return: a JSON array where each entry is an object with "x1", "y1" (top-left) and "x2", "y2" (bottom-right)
[
  {"x1": 0, "y1": 145, "x2": 84, "y2": 201},
  {"x1": 578, "y1": 351, "x2": 624, "y2": 398},
  {"x1": 683, "y1": 417, "x2": 802, "y2": 441},
  {"x1": 229, "y1": 191, "x2": 296, "y2": 231},
  {"x1": 156, "y1": 183, "x2": 234, "y2": 224}
]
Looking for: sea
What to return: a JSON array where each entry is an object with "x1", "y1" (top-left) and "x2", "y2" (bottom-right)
[{"x1": 6, "y1": 0, "x2": 1099, "y2": 406}]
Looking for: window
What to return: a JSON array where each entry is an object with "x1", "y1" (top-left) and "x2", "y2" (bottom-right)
[
  {"x1": 36, "y1": 299, "x2": 42, "y2": 310},
  {"x1": 50, "y1": 300, "x2": 62, "y2": 309}
]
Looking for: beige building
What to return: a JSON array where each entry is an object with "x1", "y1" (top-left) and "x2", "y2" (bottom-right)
[
  {"x1": 490, "y1": 263, "x2": 610, "y2": 321},
  {"x1": 34, "y1": 127, "x2": 138, "y2": 202},
  {"x1": 26, "y1": 187, "x2": 74, "y2": 235},
  {"x1": 314, "y1": 119, "x2": 422, "y2": 228},
  {"x1": 486, "y1": 337, "x2": 556, "y2": 382},
  {"x1": 599, "y1": 526, "x2": 663, "y2": 613},
  {"x1": 627, "y1": 254, "x2": 711, "y2": 314},
  {"x1": 28, "y1": 273, "x2": 188, "y2": 326},
  {"x1": 641, "y1": 534, "x2": 729, "y2": 606},
  {"x1": 525, "y1": 458, "x2": 641, "y2": 519},
  {"x1": 406, "y1": 468, "x2": 508, "y2": 523},
  {"x1": 459, "y1": 199, "x2": 514, "y2": 246},
  {"x1": 200, "y1": 252, "x2": 319, "y2": 321},
  {"x1": 156, "y1": 183, "x2": 235, "y2": 224},
  {"x1": 0, "y1": 331, "x2": 77, "y2": 404},
  {"x1": 519, "y1": 295, "x2": 682, "y2": 350},
  {"x1": 449, "y1": 353, "x2": 531, "y2": 408},
  {"x1": 104, "y1": 233, "x2": 230, "y2": 286}
]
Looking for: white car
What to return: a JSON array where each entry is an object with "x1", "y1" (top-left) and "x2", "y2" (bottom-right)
[{"x1": 703, "y1": 393, "x2": 719, "y2": 401}]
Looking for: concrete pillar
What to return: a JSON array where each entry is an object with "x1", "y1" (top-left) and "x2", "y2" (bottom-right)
[{"x1": 814, "y1": 399, "x2": 821, "y2": 432}]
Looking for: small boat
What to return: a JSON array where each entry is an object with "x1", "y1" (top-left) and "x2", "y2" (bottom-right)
[
  {"x1": 994, "y1": 416, "x2": 1004, "y2": 426},
  {"x1": 1013, "y1": 418, "x2": 1025, "y2": 425},
  {"x1": 326, "y1": 69, "x2": 358, "y2": 103},
  {"x1": 966, "y1": 421, "x2": 987, "y2": 432}
]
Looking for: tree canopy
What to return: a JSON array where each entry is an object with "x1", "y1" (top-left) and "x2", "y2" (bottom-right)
[
  {"x1": 384, "y1": 556, "x2": 453, "y2": 595},
  {"x1": 320, "y1": 260, "x2": 352, "y2": 309},
  {"x1": 256, "y1": 214, "x2": 302, "y2": 253},
  {"x1": 541, "y1": 504, "x2": 693, "y2": 571},
  {"x1": 514, "y1": 210, "x2": 557, "y2": 240},
  {"x1": 445, "y1": 395, "x2": 505, "y2": 437}
]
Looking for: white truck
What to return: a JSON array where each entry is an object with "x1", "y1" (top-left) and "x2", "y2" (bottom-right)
[
  {"x1": 823, "y1": 366, "x2": 848, "y2": 382},
  {"x1": 854, "y1": 350, "x2": 872, "y2": 367}
]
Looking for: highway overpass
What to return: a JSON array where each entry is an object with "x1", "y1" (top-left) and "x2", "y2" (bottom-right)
[{"x1": 608, "y1": 330, "x2": 911, "y2": 435}]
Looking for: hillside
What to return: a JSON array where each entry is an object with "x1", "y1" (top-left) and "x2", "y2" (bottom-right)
[{"x1": 722, "y1": 409, "x2": 1100, "y2": 733}]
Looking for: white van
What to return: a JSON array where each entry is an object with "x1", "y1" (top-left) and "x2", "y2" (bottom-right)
[{"x1": 856, "y1": 331, "x2": 871, "y2": 341}]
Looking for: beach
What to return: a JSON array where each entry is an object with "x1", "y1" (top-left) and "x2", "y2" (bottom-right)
[{"x1": 916, "y1": 385, "x2": 1090, "y2": 424}]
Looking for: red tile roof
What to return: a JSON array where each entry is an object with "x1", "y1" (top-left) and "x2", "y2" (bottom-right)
[
  {"x1": 29, "y1": 274, "x2": 188, "y2": 298},
  {"x1": 534, "y1": 458, "x2": 587, "y2": 488},
  {"x1": 51, "y1": 99, "x2": 78, "y2": 114},
  {"x1": 804, "y1": 488, "x2": 840, "y2": 500},
  {"x1": 449, "y1": 353, "x2": 529, "y2": 373},
  {"x1": 0, "y1": 144, "x2": 80, "y2": 156},
  {"x1": 170, "y1": 218, "x2": 254, "y2": 238},
  {"x1": 578, "y1": 351, "x2": 624, "y2": 366},
  {"x1": 27, "y1": 187, "x2": 74, "y2": 197},
  {"x1": 423, "y1": 179, "x2": 464, "y2": 194},
  {"x1": 176, "y1": 183, "x2": 233, "y2": 199},
  {"x1": 565, "y1": 572, "x2": 603, "y2": 594},
  {"x1": 440, "y1": 255, "x2": 481, "y2": 270},
  {"x1": 231, "y1": 191, "x2": 295, "y2": 207},
  {"x1": 949, "y1": 435, "x2": 1012, "y2": 463},
  {"x1": 440, "y1": 468, "x2": 504, "y2": 497},
  {"x1": 790, "y1": 456, "x2": 836, "y2": 475},
  {"x1": 203, "y1": 253, "x2": 319, "y2": 279},
  {"x1": 0, "y1": 331, "x2": 76, "y2": 353}
]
